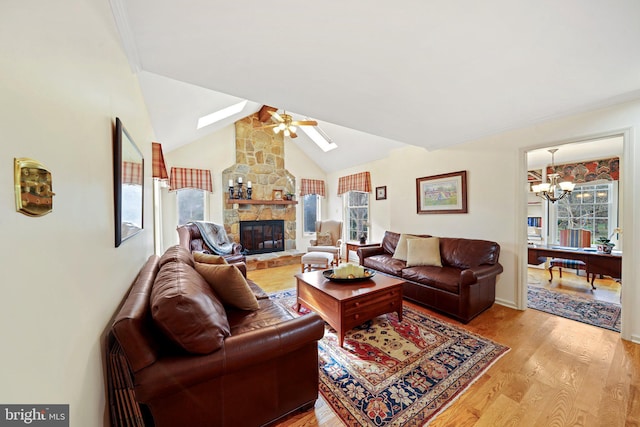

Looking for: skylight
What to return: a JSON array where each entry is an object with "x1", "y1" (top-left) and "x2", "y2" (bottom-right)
[
  {"x1": 300, "y1": 125, "x2": 338, "y2": 152},
  {"x1": 197, "y1": 100, "x2": 247, "y2": 129}
]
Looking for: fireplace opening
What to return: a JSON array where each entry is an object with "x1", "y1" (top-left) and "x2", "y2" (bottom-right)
[{"x1": 240, "y1": 220, "x2": 285, "y2": 255}]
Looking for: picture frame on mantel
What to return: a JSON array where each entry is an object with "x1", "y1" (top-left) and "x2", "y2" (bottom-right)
[
  {"x1": 113, "y1": 117, "x2": 144, "y2": 247},
  {"x1": 416, "y1": 170, "x2": 467, "y2": 214}
]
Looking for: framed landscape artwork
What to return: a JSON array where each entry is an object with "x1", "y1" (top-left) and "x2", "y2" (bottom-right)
[{"x1": 416, "y1": 170, "x2": 467, "y2": 214}]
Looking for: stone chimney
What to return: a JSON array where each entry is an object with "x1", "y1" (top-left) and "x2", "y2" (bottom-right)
[{"x1": 222, "y1": 113, "x2": 296, "y2": 250}]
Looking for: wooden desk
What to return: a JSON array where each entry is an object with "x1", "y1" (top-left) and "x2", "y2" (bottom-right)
[{"x1": 528, "y1": 245, "x2": 622, "y2": 286}]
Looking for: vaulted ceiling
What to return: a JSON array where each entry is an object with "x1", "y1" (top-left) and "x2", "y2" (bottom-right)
[{"x1": 111, "y1": 0, "x2": 640, "y2": 172}]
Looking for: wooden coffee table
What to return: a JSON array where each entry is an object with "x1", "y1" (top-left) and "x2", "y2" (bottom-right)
[{"x1": 295, "y1": 270, "x2": 404, "y2": 347}]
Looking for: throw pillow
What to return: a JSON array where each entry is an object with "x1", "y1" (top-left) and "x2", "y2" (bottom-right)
[
  {"x1": 316, "y1": 231, "x2": 333, "y2": 246},
  {"x1": 151, "y1": 261, "x2": 230, "y2": 354},
  {"x1": 406, "y1": 237, "x2": 443, "y2": 267},
  {"x1": 193, "y1": 252, "x2": 228, "y2": 265},
  {"x1": 392, "y1": 233, "x2": 422, "y2": 261},
  {"x1": 194, "y1": 263, "x2": 260, "y2": 311}
]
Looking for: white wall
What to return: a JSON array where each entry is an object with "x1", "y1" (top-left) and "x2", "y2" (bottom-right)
[
  {"x1": 162, "y1": 126, "x2": 326, "y2": 252},
  {"x1": 160, "y1": 125, "x2": 236, "y2": 249},
  {"x1": 329, "y1": 99, "x2": 640, "y2": 343},
  {"x1": 0, "y1": 1, "x2": 155, "y2": 425}
]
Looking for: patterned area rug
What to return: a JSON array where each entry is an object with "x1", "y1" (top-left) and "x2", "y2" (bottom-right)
[
  {"x1": 527, "y1": 285, "x2": 621, "y2": 332},
  {"x1": 270, "y1": 290, "x2": 509, "y2": 426}
]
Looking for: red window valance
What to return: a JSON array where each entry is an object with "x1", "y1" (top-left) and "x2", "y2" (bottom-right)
[
  {"x1": 122, "y1": 161, "x2": 143, "y2": 185},
  {"x1": 152, "y1": 142, "x2": 168, "y2": 180},
  {"x1": 300, "y1": 179, "x2": 326, "y2": 197},
  {"x1": 548, "y1": 157, "x2": 619, "y2": 183},
  {"x1": 337, "y1": 172, "x2": 371, "y2": 195},
  {"x1": 169, "y1": 167, "x2": 213, "y2": 192}
]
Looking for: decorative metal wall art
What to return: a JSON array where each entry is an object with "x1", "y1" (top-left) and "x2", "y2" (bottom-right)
[{"x1": 14, "y1": 158, "x2": 55, "y2": 217}]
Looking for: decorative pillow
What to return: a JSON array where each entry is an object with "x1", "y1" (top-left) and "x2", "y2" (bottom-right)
[
  {"x1": 316, "y1": 231, "x2": 333, "y2": 246},
  {"x1": 392, "y1": 233, "x2": 422, "y2": 261},
  {"x1": 406, "y1": 237, "x2": 443, "y2": 267},
  {"x1": 194, "y1": 263, "x2": 260, "y2": 311},
  {"x1": 151, "y1": 261, "x2": 230, "y2": 354},
  {"x1": 193, "y1": 252, "x2": 228, "y2": 265}
]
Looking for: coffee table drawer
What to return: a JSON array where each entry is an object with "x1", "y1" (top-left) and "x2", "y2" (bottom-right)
[{"x1": 344, "y1": 289, "x2": 401, "y2": 316}]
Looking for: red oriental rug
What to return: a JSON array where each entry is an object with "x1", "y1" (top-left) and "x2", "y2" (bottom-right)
[{"x1": 271, "y1": 290, "x2": 509, "y2": 426}]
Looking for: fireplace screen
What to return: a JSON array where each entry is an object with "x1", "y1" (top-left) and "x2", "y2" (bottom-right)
[{"x1": 240, "y1": 220, "x2": 285, "y2": 255}]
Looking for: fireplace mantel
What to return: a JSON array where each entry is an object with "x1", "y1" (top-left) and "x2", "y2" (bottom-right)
[{"x1": 226, "y1": 199, "x2": 298, "y2": 206}]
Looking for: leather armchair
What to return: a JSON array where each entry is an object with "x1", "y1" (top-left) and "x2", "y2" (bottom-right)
[
  {"x1": 177, "y1": 222, "x2": 246, "y2": 264},
  {"x1": 307, "y1": 220, "x2": 343, "y2": 265}
]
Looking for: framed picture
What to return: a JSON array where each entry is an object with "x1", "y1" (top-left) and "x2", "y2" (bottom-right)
[
  {"x1": 375, "y1": 186, "x2": 387, "y2": 200},
  {"x1": 114, "y1": 117, "x2": 144, "y2": 247},
  {"x1": 272, "y1": 189, "x2": 283, "y2": 200},
  {"x1": 416, "y1": 170, "x2": 467, "y2": 214}
]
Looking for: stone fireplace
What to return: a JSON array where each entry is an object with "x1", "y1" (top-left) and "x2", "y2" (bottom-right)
[{"x1": 222, "y1": 113, "x2": 296, "y2": 251}]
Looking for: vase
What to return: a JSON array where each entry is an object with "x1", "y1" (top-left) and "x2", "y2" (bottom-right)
[{"x1": 597, "y1": 244, "x2": 613, "y2": 254}]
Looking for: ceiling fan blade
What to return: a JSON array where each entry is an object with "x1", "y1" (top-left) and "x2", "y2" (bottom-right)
[
  {"x1": 291, "y1": 120, "x2": 318, "y2": 127},
  {"x1": 268, "y1": 111, "x2": 284, "y2": 122},
  {"x1": 258, "y1": 123, "x2": 278, "y2": 129}
]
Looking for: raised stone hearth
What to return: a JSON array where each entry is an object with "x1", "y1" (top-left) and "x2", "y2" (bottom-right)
[
  {"x1": 245, "y1": 250, "x2": 304, "y2": 271},
  {"x1": 222, "y1": 113, "x2": 297, "y2": 251}
]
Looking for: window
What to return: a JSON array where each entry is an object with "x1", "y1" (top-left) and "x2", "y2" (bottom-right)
[
  {"x1": 303, "y1": 194, "x2": 321, "y2": 234},
  {"x1": 177, "y1": 188, "x2": 208, "y2": 225},
  {"x1": 554, "y1": 181, "x2": 617, "y2": 244},
  {"x1": 344, "y1": 191, "x2": 369, "y2": 241}
]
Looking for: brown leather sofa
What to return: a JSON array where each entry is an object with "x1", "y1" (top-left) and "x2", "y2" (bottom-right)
[
  {"x1": 357, "y1": 231, "x2": 503, "y2": 323},
  {"x1": 177, "y1": 222, "x2": 246, "y2": 264},
  {"x1": 111, "y1": 245, "x2": 324, "y2": 427}
]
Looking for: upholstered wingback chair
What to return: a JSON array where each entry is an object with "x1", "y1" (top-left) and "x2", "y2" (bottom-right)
[
  {"x1": 549, "y1": 229, "x2": 592, "y2": 287},
  {"x1": 307, "y1": 220, "x2": 343, "y2": 266}
]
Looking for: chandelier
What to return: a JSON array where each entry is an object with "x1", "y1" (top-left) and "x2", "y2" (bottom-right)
[{"x1": 531, "y1": 148, "x2": 575, "y2": 203}]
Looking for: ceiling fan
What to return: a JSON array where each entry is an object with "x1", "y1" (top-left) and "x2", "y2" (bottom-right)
[{"x1": 262, "y1": 110, "x2": 317, "y2": 138}]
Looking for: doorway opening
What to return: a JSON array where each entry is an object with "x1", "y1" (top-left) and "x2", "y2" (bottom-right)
[{"x1": 525, "y1": 136, "x2": 623, "y2": 331}]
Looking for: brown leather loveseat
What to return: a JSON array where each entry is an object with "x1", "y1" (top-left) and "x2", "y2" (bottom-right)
[
  {"x1": 111, "y1": 245, "x2": 324, "y2": 426},
  {"x1": 358, "y1": 231, "x2": 503, "y2": 323}
]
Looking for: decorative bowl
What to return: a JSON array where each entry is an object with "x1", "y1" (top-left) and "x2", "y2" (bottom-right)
[{"x1": 322, "y1": 269, "x2": 376, "y2": 282}]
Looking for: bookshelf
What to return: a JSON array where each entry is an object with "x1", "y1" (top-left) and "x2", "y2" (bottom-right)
[{"x1": 527, "y1": 169, "x2": 544, "y2": 245}]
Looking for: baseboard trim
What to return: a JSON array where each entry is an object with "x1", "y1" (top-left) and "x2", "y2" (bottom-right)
[{"x1": 495, "y1": 298, "x2": 518, "y2": 310}]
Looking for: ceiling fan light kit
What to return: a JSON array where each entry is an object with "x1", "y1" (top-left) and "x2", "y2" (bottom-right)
[
  {"x1": 261, "y1": 110, "x2": 317, "y2": 139},
  {"x1": 257, "y1": 106, "x2": 336, "y2": 151}
]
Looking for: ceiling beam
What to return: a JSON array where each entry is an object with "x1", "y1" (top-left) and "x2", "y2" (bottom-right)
[{"x1": 258, "y1": 105, "x2": 278, "y2": 123}]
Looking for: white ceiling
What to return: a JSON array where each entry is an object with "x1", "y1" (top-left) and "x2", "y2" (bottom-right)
[
  {"x1": 111, "y1": 0, "x2": 640, "y2": 172},
  {"x1": 527, "y1": 136, "x2": 623, "y2": 169}
]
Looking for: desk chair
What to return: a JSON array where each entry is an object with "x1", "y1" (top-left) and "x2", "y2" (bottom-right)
[{"x1": 549, "y1": 229, "x2": 593, "y2": 289}]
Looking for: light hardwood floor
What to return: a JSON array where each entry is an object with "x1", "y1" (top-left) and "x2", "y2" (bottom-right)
[
  {"x1": 528, "y1": 265, "x2": 621, "y2": 304},
  {"x1": 248, "y1": 264, "x2": 639, "y2": 427}
]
